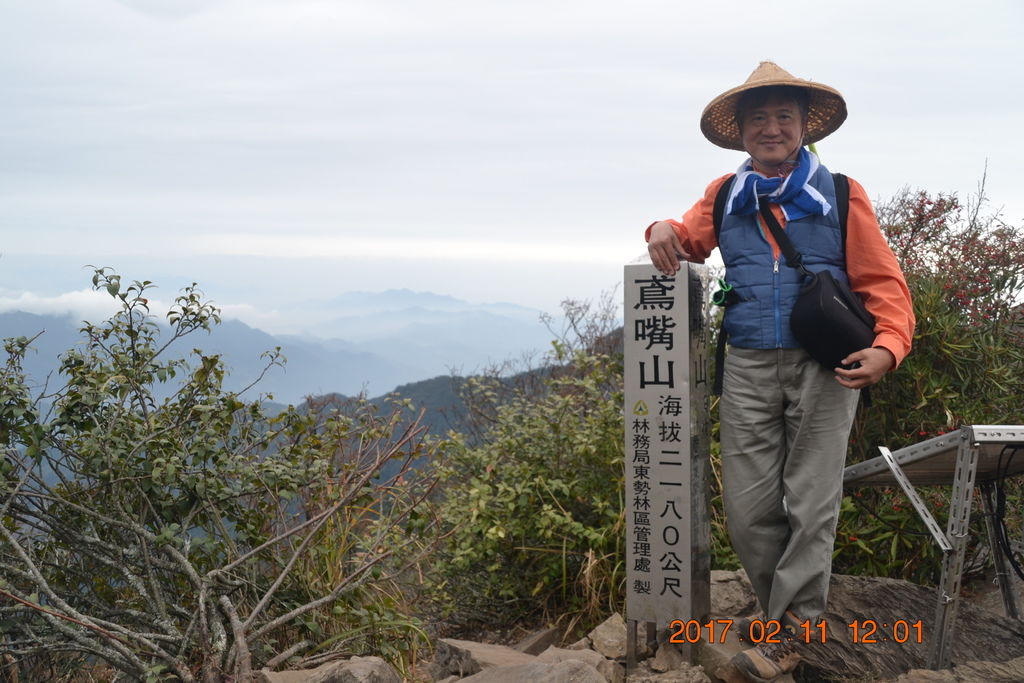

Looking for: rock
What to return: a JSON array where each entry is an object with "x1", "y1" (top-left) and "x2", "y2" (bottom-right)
[
  {"x1": 538, "y1": 646, "x2": 620, "y2": 682},
  {"x1": 588, "y1": 613, "x2": 627, "y2": 660},
  {"x1": 457, "y1": 659, "x2": 606, "y2": 682},
  {"x1": 894, "y1": 655, "x2": 1024, "y2": 683},
  {"x1": 257, "y1": 667, "x2": 318, "y2": 683},
  {"x1": 892, "y1": 670, "x2": 956, "y2": 682},
  {"x1": 650, "y1": 641, "x2": 685, "y2": 673},
  {"x1": 330, "y1": 656, "x2": 402, "y2": 683},
  {"x1": 962, "y1": 566, "x2": 1024, "y2": 620},
  {"x1": 566, "y1": 636, "x2": 592, "y2": 651},
  {"x1": 515, "y1": 626, "x2": 562, "y2": 655},
  {"x1": 954, "y1": 654, "x2": 1024, "y2": 682},
  {"x1": 430, "y1": 638, "x2": 536, "y2": 678},
  {"x1": 256, "y1": 656, "x2": 401, "y2": 683},
  {"x1": 709, "y1": 570, "x2": 758, "y2": 618},
  {"x1": 538, "y1": 646, "x2": 607, "y2": 670},
  {"x1": 796, "y1": 575, "x2": 1024, "y2": 681},
  {"x1": 624, "y1": 661, "x2": 712, "y2": 683},
  {"x1": 598, "y1": 659, "x2": 625, "y2": 683}
]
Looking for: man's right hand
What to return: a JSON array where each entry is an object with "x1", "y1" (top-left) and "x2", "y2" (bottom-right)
[{"x1": 647, "y1": 221, "x2": 691, "y2": 275}]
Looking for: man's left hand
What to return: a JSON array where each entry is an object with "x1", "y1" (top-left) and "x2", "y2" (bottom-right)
[{"x1": 834, "y1": 347, "x2": 895, "y2": 389}]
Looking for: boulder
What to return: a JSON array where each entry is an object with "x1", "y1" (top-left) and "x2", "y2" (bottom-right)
[
  {"x1": 952, "y1": 654, "x2": 1024, "y2": 682},
  {"x1": 457, "y1": 659, "x2": 606, "y2": 683},
  {"x1": 430, "y1": 638, "x2": 536, "y2": 678},
  {"x1": 623, "y1": 661, "x2": 712, "y2": 683},
  {"x1": 538, "y1": 645, "x2": 620, "y2": 682},
  {"x1": 256, "y1": 656, "x2": 401, "y2": 683},
  {"x1": 797, "y1": 575, "x2": 1024, "y2": 681},
  {"x1": 588, "y1": 613, "x2": 627, "y2": 660},
  {"x1": 515, "y1": 626, "x2": 562, "y2": 655},
  {"x1": 538, "y1": 645, "x2": 607, "y2": 670},
  {"x1": 566, "y1": 636, "x2": 592, "y2": 651},
  {"x1": 892, "y1": 670, "x2": 956, "y2": 682},
  {"x1": 709, "y1": 570, "x2": 758, "y2": 618},
  {"x1": 600, "y1": 660, "x2": 626, "y2": 683},
  {"x1": 650, "y1": 641, "x2": 685, "y2": 673}
]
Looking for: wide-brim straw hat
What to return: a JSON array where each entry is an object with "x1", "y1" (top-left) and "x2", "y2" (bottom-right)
[{"x1": 700, "y1": 61, "x2": 847, "y2": 151}]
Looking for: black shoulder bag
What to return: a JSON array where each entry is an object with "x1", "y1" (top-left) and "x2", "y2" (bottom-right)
[{"x1": 756, "y1": 200, "x2": 876, "y2": 372}]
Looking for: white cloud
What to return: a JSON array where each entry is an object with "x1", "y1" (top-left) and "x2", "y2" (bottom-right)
[
  {"x1": 1, "y1": 0, "x2": 1022, "y2": 328},
  {"x1": 194, "y1": 233, "x2": 632, "y2": 264},
  {"x1": 0, "y1": 289, "x2": 122, "y2": 321},
  {"x1": 0, "y1": 288, "x2": 187, "y2": 324},
  {"x1": 216, "y1": 302, "x2": 286, "y2": 329},
  {"x1": 113, "y1": 0, "x2": 216, "y2": 20}
]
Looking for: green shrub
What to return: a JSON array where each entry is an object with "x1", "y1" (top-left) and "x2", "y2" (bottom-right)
[
  {"x1": 0, "y1": 270, "x2": 443, "y2": 680},
  {"x1": 431, "y1": 299, "x2": 625, "y2": 635},
  {"x1": 835, "y1": 183, "x2": 1024, "y2": 582}
]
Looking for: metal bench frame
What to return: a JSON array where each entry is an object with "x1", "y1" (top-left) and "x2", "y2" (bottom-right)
[{"x1": 843, "y1": 425, "x2": 1024, "y2": 669}]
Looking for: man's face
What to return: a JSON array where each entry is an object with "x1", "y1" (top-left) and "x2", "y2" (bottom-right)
[{"x1": 738, "y1": 95, "x2": 807, "y2": 170}]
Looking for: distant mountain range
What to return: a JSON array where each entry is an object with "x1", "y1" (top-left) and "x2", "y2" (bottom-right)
[{"x1": 0, "y1": 289, "x2": 557, "y2": 404}]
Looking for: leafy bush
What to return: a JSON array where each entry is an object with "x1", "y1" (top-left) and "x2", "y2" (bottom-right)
[
  {"x1": 430, "y1": 298, "x2": 625, "y2": 635},
  {"x1": 0, "y1": 270, "x2": 443, "y2": 681},
  {"x1": 835, "y1": 181, "x2": 1024, "y2": 582}
]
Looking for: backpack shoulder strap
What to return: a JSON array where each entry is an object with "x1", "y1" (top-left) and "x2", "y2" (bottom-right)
[
  {"x1": 712, "y1": 174, "x2": 736, "y2": 243},
  {"x1": 832, "y1": 172, "x2": 850, "y2": 247},
  {"x1": 712, "y1": 174, "x2": 735, "y2": 397}
]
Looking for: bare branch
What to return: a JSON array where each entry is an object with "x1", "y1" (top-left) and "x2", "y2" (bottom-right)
[{"x1": 0, "y1": 587, "x2": 132, "y2": 648}]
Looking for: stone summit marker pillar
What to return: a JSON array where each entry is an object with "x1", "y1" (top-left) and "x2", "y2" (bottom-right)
[{"x1": 623, "y1": 262, "x2": 711, "y2": 667}]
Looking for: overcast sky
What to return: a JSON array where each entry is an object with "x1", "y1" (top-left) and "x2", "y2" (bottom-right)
[{"x1": 2, "y1": 0, "x2": 1022, "y2": 334}]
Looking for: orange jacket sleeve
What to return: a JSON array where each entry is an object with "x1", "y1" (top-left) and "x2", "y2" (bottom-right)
[
  {"x1": 644, "y1": 174, "x2": 733, "y2": 262},
  {"x1": 844, "y1": 178, "x2": 915, "y2": 367}
]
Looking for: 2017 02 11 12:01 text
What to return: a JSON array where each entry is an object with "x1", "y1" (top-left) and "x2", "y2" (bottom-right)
[{"x1": 667, "y1": 618, "x2": 925, "y2": 644}]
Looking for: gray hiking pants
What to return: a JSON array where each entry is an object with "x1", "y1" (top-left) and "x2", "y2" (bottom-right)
[{"x1": 720, "y1": 346, "x2": 859, "y2": 621}]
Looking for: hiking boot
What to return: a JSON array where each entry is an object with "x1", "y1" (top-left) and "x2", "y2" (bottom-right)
[
  {"x1": 734, "y1": 610, "x2": 802, "y2": 643},
  {"x1": 731, "y1": 615, "x2": 801, "y2": 682},
  {"x1": 731, "y1": 638, "x2": 799, "y2": 682}
]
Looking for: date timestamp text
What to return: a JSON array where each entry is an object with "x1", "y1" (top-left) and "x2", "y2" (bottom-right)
[{"x1": 667, "y1": 618, "x2": 924, "y2": 644}]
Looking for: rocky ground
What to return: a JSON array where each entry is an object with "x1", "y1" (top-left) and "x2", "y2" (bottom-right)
[{"x1": 258, "y1": 571, "x2": 1024, "y2": 683}]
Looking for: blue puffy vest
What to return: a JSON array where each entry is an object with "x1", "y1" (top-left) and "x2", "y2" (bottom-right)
[{"x1": 719, "y1": 165, "x2": 849, "y2": 349}]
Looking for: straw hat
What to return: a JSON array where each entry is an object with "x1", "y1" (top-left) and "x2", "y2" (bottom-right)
[{"x1": 700, "y1": 61, "x2": 847, "y2": 151}]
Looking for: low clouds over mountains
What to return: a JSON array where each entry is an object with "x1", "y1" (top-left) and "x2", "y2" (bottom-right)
[{"x1": 1, "y1": 289, "x2": 556, "y2": 403}]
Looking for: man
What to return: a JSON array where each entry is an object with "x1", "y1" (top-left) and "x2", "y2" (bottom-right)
[{"x1": 645, "y1": 62, "x2": 914, "y2": 681}]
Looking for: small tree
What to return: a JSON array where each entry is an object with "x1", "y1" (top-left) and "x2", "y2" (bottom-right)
[
  {"x1": 430, "y1": 296, "x2": 625, "y2": 635},
  {"x1": 851, "y1": 181, "x2": 1024, "y2": 455},
  {"x1": 0, "y1": 270, "x2": 443, "y2": 681},
  {"x1": 834, "y1": 181, "x2": 1024, "y2": 582}
]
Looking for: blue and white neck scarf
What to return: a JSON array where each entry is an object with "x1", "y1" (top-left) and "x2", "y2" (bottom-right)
[{"x1": 726, "y1": 146, "x2": 832, "y2": 221}]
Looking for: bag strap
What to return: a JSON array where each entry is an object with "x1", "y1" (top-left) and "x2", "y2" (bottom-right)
[
  {"x1": 833, "y1": 172, "x2": 850, "y2": 249},
  {"x1": 713, "y1": 325, "x2": 727, "y2": 396},
  {"x1": 711, "y1": 176, "x2": 735, "y2": 397},
  {"x1": 712, "y1": 174, "x2": 735, "y2": 244},
  {"x1": 757, "y1": 201, "x2": 813, "y2": 277},
  {"x1": 758, "y1": 185, "x2": 873, "y2": 406}
]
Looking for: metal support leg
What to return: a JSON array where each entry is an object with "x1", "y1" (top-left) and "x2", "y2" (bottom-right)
[
  {"x1": 928, "y1": 441, "x2": 979, "y2": 669},
  {"x1": 645, "y1": 621, "x2": 658, "y2": 657},
  {"x1": 980, "y1": 482, "x2": 1020, "y2": 620},
  {"x1": 626, "y1": 619, "x2": 637, "y2": 677}
]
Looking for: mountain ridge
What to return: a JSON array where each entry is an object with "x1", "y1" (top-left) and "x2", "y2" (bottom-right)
[{"x1": 0, "y1": 289, "x2": 556, "y2": 403}]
